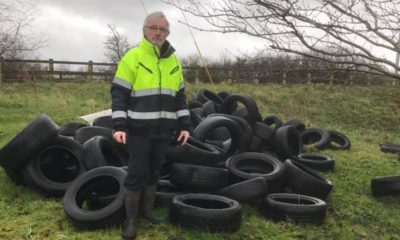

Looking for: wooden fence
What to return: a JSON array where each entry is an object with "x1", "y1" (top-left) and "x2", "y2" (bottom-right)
[
  {"x1": 0, "y1": 58, "x2": 116, "y2": 82},
  {"x1": 0, "y1": 58, "x2": 398, "y2": 85}
]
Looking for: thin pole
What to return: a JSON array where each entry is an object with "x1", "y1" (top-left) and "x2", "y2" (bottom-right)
[
  {"x1": 396, "y1": 37, "x2": 400, "y2": 75},
  {"x1": 178, "y1": 5, "x2": 217, "y2": 92},
  {"x1": 139, "y1": 0, "x2": 148, "y2": 15}
]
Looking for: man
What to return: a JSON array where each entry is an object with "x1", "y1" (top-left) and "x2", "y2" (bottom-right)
[{"x1": 110, "y1": 11, "x2": 191, "y2": 240}]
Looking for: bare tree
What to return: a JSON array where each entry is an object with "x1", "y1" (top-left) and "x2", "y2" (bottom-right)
[
  {"x1": 165, "y1": 0, "x2": 400, "y2": 79},
  {"x1": 0, "y1": 0, "x2": 45, "y2": 59},
  {"x1": 181, "y1": 53, "x2": 201, "y2": 67},
  {"x1": 104, "y1": 24, "x2": 132, "y2": 65}
]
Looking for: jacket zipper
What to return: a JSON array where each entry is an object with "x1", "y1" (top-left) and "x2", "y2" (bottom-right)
[
  {"x1": 155, "y1": 47, "x2": 163, "y2": 136},
  {"x1": 158, "y1": 61, "x2": 161, "y2": 93},
  {"x1": 154, "y1": 47, "x2": 162, "y2": 91}
]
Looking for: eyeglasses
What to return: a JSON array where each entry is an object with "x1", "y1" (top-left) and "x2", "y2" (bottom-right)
[{"x1": 145, "y1": 25, "x2": 169, "y2": 34}]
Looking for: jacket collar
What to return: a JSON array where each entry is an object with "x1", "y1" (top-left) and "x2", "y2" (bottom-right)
[{"x1": 140, "y1": 37, "x2": 175, "y2": 59}]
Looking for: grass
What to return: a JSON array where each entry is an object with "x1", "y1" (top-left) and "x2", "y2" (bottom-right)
[{"x1": 0, "y1": 81, "x2": 400, "y2": 240}]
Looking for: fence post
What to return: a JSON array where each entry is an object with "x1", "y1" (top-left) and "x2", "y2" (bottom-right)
[
  {"x1": 307, "y1": 72, "x2": 312, "y2": 84},
  {"x1": 195, "y1": 69, "x2": 200, "y2": 84},
  {"x1": 282, "y1": 71, "x2": 287, "y2": 84},
  {"x1": 228, "y1": 69, "x2": 233, "y2": 84},
  {"x1": 88, "y1": 61, "x2": 93, "y2": 81},
  {"x1": 48, "y1": 58, "x2": 54, "y2": 81},
  {"x1": 0, "y1": 57, "x2": 3, "y2": 84},
  {"x1": 329, "y1": 73, "x2": 334, "y2": 85}
]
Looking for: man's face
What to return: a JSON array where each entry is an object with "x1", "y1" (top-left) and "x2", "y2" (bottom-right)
[{"x1": 144, "y1": 17, "x2": 169, "y2": 48}]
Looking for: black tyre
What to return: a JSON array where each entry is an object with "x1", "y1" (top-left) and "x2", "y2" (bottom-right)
[
  {"x1": 22, "y1": 136, "x2": 85, "y2": 197},
  {"x1": 231, "y1": 108, "x2": 248, "y2": 119},
  {"x1": 217, "y1": 91, "x2": 231, "y2": 100},
  {"x1": 220, "y1": 94, "x2": 262, "y2": 126},
  {"x1": 217, "y1": 92, "x2": 237, "y2": 113},
  {"x1": 284, "y1": 159, "x2": 333, "y2": 200},
  {"x1": 92, "y1": 115, "x2": 113, "y2": 129},
  {"x1": 247, "y1": 135, "x2": 264, "y2": 152},
  {"x1": 263, "y1": 116, "x2": 283, "y2": 130},
  {"x1": 63, "y1": 166, "x2": 126, "y2": 229},
  {"x1": 81, "y1": 136, "x2": 127, "y2": 170},
  {"x1": 194, "y1": 116, "x2": 246, "y2": 161},
  {"x1": 274, "y1": 126, "x2": 302, "y2": 161},
  {"x1": 190, "y1": 107, "x2": 204, "y2": 118},
  {"x1": 3, "y1": 168, "x2": 25, "y2": 185},
  {"x1": 208, "y1": 113, "x2": 253, "y2": 149},
  {"x1": 58, "y1": 122, "x2": 88, "y2": 137},
  {"x1": 253, "y1": 121, "x2": 274, "y2": 142},
  {"x1": 166, "y1": 137, "x2": 221, "y2": 167},
  {"x1": 215, "y1": 177, "x2": 269, "y2": 202},
  {"x1": 261, "y1": 193, "x2": 327, "y2": 224},
  {"x1": 295, "y1": 153, "x2": 334, "y2": 172},
  {"x1": 301, "y1": 127, "x2": 331, "y2": 151},
  {"x1": 196, "y1": 89, "x2": 224, "y2": 104},
  {"x1": 169, "y1": 193, "x2": 242, "y2": 232},
  {"x1": 226, "y1": 152, "x2": 285, "y2": 192},
  {"x1": 206, "y1": 127, "x2": 231, "y2": 141},
  {"x1": 283, "y1": 119, "x2": 306, "y2": 132},
  {"x1": 0, "y1": 114, "x2": 58, "y2": 170},
  {"x1": 379, "y1": 142, "x2": 400, "y2": 154},
  {"x1": 74, "y1": 126, "x2": 113, "y2": 145},
  {"x1": 205, "y1": 139, "x2": 231, "y2": 160},
  {"x1": 371, "y1": 175, "x2": 400, "y2": 197},
  {"x1": 202, "y1": 100, "x2": 218, "y2": 117},
  {"x1": 189, "y1": 108, "x2": 204, "y2": 129},
  {"x1": 86, "y1": 192, "x2": 117, "y2": 211},
  {"x1": 188, "y1": 100, "x2": 203, "y2": 109},
  {"x1": 169, "y1": 163, "x2": 229, "y2": 191},
  {"x1": 328, "y1": 130, "x2": 351, "y2": 150}
]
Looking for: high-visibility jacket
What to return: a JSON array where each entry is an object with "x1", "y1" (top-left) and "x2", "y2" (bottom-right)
[{"x1": 110, "y1": 37, "x2": 191, "y2": 138}]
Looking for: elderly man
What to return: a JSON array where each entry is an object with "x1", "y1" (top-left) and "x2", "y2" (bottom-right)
[{"x1": 110, "y1": 11, "x2": 191, "y2": 240}]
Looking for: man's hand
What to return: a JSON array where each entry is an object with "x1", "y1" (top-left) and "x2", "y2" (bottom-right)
[
  {"x1": 113, "y1": 131, "x2": 126, "y2": 144},
  {"x1": 177, "y1": 130, "x2": 190, "y2": 145}
]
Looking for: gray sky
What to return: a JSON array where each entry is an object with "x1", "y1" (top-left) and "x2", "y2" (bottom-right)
[{"x1": 23, "y1": 0, "x2": 266, "y2": 62}]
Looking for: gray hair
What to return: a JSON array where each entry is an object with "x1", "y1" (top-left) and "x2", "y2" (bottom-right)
[{"x1": 143, "y1": 11, "x2": 169, "y2": 28}]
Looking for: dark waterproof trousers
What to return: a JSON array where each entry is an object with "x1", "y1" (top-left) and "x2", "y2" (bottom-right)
[{"x1": 124, "y1": 135, "x2": 170, "y2": 191}]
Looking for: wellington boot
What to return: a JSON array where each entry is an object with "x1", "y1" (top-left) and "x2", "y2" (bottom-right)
[
  {"x1": 140, "y1": 184, "x2": 165, "y2": 224},
  {"x1": 121, "y1": 188, "x2": 141, "y2": 240}
]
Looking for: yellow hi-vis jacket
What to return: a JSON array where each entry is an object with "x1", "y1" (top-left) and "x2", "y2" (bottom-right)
[{"x1": 110, "y1": 37, "x2": 191, "y2": 138}]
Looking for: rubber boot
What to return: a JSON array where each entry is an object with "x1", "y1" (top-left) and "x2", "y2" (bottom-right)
[
  {"x1": 121, "y1": 188, "x2": 141, "y2": 240},
  {"x1": 140, "y1": 184, "x2": 165, "y2": 224}
]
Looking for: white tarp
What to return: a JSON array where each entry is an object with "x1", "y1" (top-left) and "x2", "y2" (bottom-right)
[{"x1": 79, "y1": 109, "x2": 111, "y2": 126}]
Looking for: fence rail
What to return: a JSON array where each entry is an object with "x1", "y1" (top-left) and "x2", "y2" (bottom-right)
[{"x1": 0, "y1": 58, "x2": 398, "y2": 85}]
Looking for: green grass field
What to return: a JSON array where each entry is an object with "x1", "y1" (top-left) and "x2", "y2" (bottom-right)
[{"x1": 0, "y1": 81, "x2": 399, "y2": 240}]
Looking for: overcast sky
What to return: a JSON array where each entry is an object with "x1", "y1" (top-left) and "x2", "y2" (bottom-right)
[{"x1": 17, "y1": 0, "x2": 267, "y2": 62}]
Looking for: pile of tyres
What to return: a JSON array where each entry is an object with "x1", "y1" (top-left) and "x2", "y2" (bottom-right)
[
  {"x1": 0, "y1": 89, "x2": 351, "y2": 233},
  {"x1": 371, "y1": 142, "x2": 400, "y2": 197}
]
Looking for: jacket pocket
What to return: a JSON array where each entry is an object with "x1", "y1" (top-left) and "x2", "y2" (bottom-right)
[
  {"x1": 170, "y1": 65, "x2": 179, "y2": 75},
  {"x1": 139, "y1": 62, "x2": 153, "y2": 74}
]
